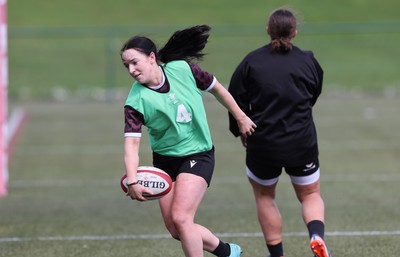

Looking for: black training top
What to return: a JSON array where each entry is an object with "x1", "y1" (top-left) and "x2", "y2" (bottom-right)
[{"x1": 228, "y1": 44, "x2": 324, "y2": 166}]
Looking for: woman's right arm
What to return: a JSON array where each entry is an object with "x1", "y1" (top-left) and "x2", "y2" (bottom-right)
[{"x1": 124, "y1": 137, "x2": 153, "y2": 201}]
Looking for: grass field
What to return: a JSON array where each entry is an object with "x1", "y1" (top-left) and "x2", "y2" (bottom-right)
[
  {"x1": 1, "y1": 95, "x2": 400, "y2": 257},
  {"x1": 2, "y1": 0, "x2": 400, "y2": 256}
]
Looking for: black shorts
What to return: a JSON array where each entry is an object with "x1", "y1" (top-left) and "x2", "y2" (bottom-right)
[
  {"x1": 246, "y1": 152, "x2": 320, "y2": 185},
  {"x1": 152, "y1": 146, "x2": 215, "y2": 186}
]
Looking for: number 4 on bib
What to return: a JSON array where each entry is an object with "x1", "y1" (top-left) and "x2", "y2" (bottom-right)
[{"x1": 176, "y1": 104, "x2": 192, "y2": 123}]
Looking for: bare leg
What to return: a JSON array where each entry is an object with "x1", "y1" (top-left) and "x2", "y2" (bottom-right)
[
  {"x1": 292, "y1": 180, "x2": 325, "y2": 224},
  {"x1": 159, "y1": 173, "x2": 220, "y2": 257},
  {"x1": 249, "y1": 178, "x2": 282, "y2": 245}
]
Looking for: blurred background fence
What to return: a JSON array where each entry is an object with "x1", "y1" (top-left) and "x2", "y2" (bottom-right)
[{"x1": 8, "y1": 20, "x2": 400, "y2": 102}]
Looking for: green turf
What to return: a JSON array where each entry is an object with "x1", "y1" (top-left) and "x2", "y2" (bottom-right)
[
  {"x1": 2, "y1": 1, "x2": 400, "y2": 256},
  {"x1": 1, "y1": 96, "x2": 400, "y2": 256}
]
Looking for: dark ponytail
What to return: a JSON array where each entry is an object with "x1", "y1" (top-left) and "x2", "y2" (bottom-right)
[
  {"x1": 158, "y1": 25, "x2": 211, "y2": 63},
  {"x1": 120, "y1": 25, "x2": 211, "y2": 63},
  {"x1": 267, "y1": 8, "x2": 297, "y2": 53}
]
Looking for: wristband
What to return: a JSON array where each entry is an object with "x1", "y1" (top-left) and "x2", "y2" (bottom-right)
[{"x1": 127, "y1": 181, "x2": 139, "y2": 187}]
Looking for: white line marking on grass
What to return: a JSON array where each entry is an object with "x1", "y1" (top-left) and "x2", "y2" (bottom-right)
[
  {"x1": 1, "y1": 230, "x2": 400, "y2": 243},
  {"x1": 10, "y1": 179, "x2": 117, "y2": 188}
]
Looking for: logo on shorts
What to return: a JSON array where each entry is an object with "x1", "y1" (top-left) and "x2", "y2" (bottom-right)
[
  {"x1": 190, "y1": 160, "x2": 197, "y2": 168},
  {"x1": 303, "y1": 162, "x2": 316, "y2": 172}
]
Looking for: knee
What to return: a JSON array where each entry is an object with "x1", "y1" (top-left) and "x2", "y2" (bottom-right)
[
  {"x1": 163, "y1": 211, "x2": 191, "y2": 239},
  {"x1": 171, "y1": 213, "x2": 187, "y2": 228},
  {"x1": 164, "y1": 222, "x2": 180, "y2": 241},
  {"x1": 171, "y1": 211, "x2": 192, "y2": 231},
  {"x1": 163, "y1": 213, "x2": 190, "y2": 240},
  {"x1": 297, "y1": 191, "x2": 322, "y2": 204}
]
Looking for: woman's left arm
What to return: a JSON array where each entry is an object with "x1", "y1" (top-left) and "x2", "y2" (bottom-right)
[{"x1": 209, "y1": 80, "x2": 256, "y2": 136}]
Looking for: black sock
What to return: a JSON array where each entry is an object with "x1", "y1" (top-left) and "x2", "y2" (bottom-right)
[
  {"x1": 267, "y1": 242, "x2": 284, "y2": 257},
  {"x1": 307, "y1": 220, "x2": 325, "y2": 239},
  {"x1": 211, "y1": 240, "x2": 230, "y2": 257}
]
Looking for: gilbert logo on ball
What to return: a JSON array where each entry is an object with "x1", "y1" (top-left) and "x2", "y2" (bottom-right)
[{"x1": 120, "y1": 166, "x2": 172, "y2": 200}]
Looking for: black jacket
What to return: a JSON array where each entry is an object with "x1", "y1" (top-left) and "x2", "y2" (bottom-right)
[{"x1": 229, "y1": 44, "x2": 323, "y2": 166}]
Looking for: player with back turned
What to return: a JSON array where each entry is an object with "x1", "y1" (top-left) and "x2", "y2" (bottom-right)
[{"x1": 228, "y1": 8, "x2": 332, "y2": 257}]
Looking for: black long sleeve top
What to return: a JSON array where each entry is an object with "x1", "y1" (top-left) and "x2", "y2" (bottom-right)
[{"x1": 228, "y1": 44, "x2": 324, "y2": 166}]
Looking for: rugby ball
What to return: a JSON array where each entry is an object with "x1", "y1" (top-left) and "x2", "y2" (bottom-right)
[{"x1": 121, "y1": 166, "x2": 172, "y2": 200}]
